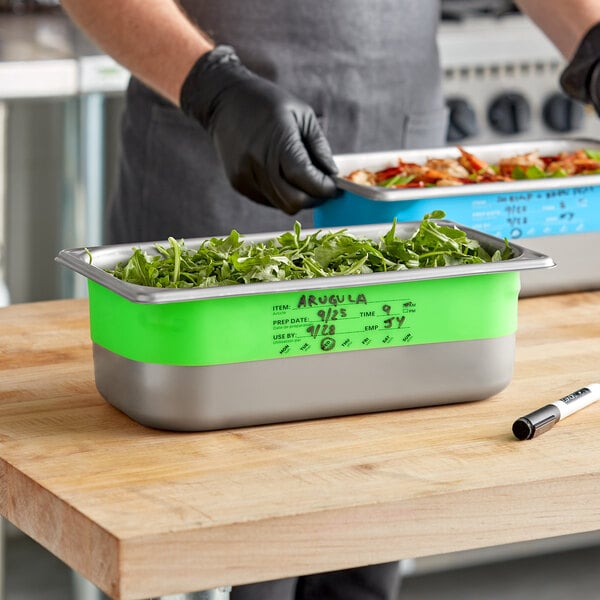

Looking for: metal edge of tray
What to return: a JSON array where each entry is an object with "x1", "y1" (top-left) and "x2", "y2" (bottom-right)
[
  {"x1": 334, "y1": 173, "x2": 600, "y2": 201},
  {"x1": 55, "y1": 220, "x2": 555, "y2": 305},
  {"x1": 333, "y1": 136, "x2": 600, "y2": 201}
]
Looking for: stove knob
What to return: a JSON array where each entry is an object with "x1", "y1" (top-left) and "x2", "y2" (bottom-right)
[
  {"x1": 487, "y1": 92, "x2": 531, "y2": 135},
  {"x1": 445, "y1": 97, "x2": 479, "y2": 142},
  {"x1": 542, "y1": 92, "x2": 584, "y2": 132}
]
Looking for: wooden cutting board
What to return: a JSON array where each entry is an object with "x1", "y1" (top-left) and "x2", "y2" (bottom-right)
[{"x1": 1, "y1": 293, "x2": 600, "y2": 599}]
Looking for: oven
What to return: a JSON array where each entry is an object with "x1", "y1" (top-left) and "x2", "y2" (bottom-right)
[{"x1": 438, "y1": 1, "x2": 600, "y2": 144}]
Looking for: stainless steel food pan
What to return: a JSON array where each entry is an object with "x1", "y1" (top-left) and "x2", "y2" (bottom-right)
[{"x1": 57, "y1": 220, "x2": 553, "y2": 431}]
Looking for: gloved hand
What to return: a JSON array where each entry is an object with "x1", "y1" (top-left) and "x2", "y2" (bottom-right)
[
  {"x1": 561, "y1": 22, "x2": 600, "y2": 116},
  {"x1": 180, "y1": 45, "x2": 338, "y2": 214}
]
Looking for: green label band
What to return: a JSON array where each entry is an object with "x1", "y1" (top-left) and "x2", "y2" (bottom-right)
[{"x1": 88, "y1": 272, "x2": 519, "y2": 366}]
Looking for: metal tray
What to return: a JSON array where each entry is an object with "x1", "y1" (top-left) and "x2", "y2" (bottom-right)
[
  {"x1": 332, "y1": 137, "x2": 600, "y2": 201},
  {"x1": 57, "y1": 220, "x2": 554, "y2": 431},
  {"x1": 314, "y1": 138, "x2": 600, "y2": 296},
  {"x1": 57, "y1": 221, "x2": 553, "y2": 303}
]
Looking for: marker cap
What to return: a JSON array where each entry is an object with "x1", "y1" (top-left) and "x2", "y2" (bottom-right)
[{"x1": 512, "y1": 404, "x2": 561, "y2": 440}]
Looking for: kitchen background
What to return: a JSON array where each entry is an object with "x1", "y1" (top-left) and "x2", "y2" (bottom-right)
[
  {"x1": 4, "y1": 0, "x2": 600, "y2": 307},
  {"x1": 1, "y1": 1, "x2": 600, "y2": 599}
]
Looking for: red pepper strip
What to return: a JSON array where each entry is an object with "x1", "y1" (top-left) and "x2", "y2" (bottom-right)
[
  {"x1": 374, "y1": 167, "x2": 404, "y2": 183},
  {"x1": 540, "y1": 155, "x2": 561, "y2": 166}
]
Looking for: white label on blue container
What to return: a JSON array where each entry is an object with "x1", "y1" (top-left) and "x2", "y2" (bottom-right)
[{"x1": 315, "y1": 185, "x2": 600, "y2": 239}]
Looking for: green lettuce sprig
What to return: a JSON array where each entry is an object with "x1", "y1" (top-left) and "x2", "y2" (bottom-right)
[{"x1": 106, "y1": 211, "x2": 512, "y2": 288}]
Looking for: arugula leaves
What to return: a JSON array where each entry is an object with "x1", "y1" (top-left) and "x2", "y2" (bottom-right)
[{"x1": 107, "y1": 211, "x2": 513, "y2": 288}]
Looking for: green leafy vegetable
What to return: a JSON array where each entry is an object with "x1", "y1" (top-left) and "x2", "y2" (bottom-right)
[
  {"x1": 106, "y1": 211, "x2": 513, "y2": 288},
  {"x1": 584, "y1": 148, "x2": 600, "y2": 161},
  {"x1": 381, "y1": 174, "x2": 415, "y2": 187},
  {"x1": 511, "y1": 165, "x2": 547, "y2": 180},
  {"x1": 549, "y1": 168, "x2": 568, "y2": 178}
]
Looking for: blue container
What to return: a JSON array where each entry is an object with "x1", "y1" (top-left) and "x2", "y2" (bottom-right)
[{"x1": 314, "y1": 138, "x2": 600, "y2": 296}]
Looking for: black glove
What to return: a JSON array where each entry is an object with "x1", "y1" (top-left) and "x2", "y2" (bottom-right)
[
  {"x1": 561, "y1": 22, "x2": 600, "y2": 116},
  {"x1": 180, "y1": 45, "x2": 338, "y2": 214}
]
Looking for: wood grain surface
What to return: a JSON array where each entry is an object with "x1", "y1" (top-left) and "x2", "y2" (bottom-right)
[{"x1": 1, "y1": 293, "x2": 599, "y2": 599}]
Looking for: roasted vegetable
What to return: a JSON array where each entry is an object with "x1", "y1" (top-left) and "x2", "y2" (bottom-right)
[{"x1": 345, "y1": 147, "x2": 600, "y2": 189}]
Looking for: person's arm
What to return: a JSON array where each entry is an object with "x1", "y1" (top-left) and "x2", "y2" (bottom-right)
[
  {"x1": 517, "y1": 0, "x2": 600, "y2": 114},
  {"x1": 60, "y1": 0, "x2": 213, "y2": 106},
  {"x1": 516, "y1": 0, "x2": 600, "y2": 59},
  {"x1": 60, "y1": 0, "x2": 337, "y2": 214}
]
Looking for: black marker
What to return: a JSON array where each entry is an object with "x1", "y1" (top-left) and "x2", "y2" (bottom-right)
[{"x1": 512, "y1": 383, "x2": 600, "y2": 440}]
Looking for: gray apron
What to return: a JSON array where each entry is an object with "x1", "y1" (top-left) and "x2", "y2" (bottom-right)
[
  {"x1": 108, "y1": 4, "x2": 441, "y2": 595},
  {"x1": 108, "y1": 0, "x2": 447, "y2": 244}
]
